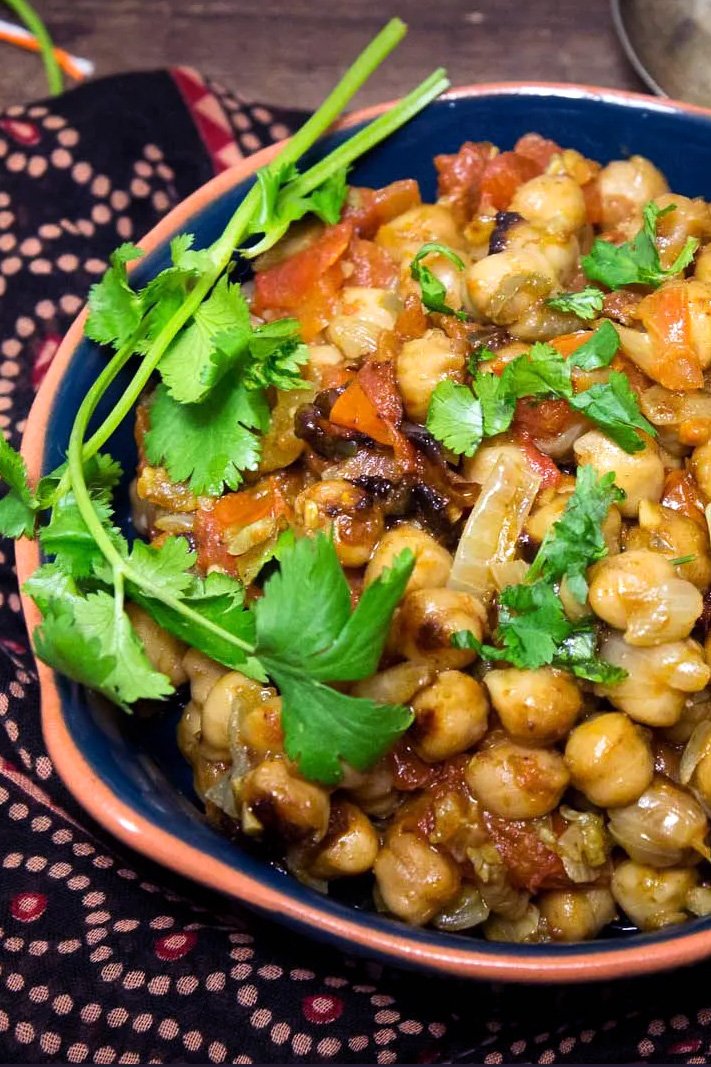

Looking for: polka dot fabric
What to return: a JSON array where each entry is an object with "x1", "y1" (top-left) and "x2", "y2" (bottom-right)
[{"x1": 2, "y1": 70, "x2": 711, "y2": 1066}]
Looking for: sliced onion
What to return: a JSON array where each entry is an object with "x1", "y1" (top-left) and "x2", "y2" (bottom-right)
[
  {"x1": 680, "y1": 720, "x2": 711, "y2": 786},
  {"x1": 490, "y1": 560, "x2": 529, "y2": 591},
  {"x1": 433, "y1": 886, "x2": 490, "y2": 931},
  {"x1": 641, "y1": 384, "x2": 711, "y2": 427},
  {"x1": 484, "y1": 903, "x2": 542, "y2": 943},
  {"x1": 448, "y1": 453, "x2": 541, "y2": 600}
]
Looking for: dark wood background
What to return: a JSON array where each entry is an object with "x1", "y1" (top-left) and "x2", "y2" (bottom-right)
[{"x1": 1, "y1": 0, "x2": 645, "y2": 111}]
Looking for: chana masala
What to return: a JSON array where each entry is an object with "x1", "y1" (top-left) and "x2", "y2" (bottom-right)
[{"x1": 122, "y1": 132, "x2": 711, "y2": 943}]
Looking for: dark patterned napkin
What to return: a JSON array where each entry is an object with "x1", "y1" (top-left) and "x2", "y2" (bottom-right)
[{"x1": 1, "y1": 68, "x2": 710, "y2": 1065}]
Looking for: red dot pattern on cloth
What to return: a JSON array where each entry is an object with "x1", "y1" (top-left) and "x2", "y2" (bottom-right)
[
  {"x1": 0, "y1": 119, "x2": 41, "y2": 147},
  {"x1": 154, "y1": 931, "x2": 197, "y2": 961},
  {"x1": 10, "y1": 891, "x2": 47, "y2": 922},
  {"x1": 302, "y1": 994, "x2": 344, "y2": 1025}
]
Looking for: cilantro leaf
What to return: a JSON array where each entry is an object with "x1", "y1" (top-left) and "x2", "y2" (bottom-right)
[
  {"x1": 527, "y1": 466, "x2": 624, "y2": 601},
  {"x1": 241, "y1": 321, "x2": 309, "y2": 392},
  {"x1": 495, "y1": 580, "x2": 574, "y2": 668},
  {"x1": 40, "y1": 492, "x2": 123, "y2": 579},
  {"x1": 410, "y1": 242, "x2": 467, "y2": 319},
  {"x1": 468, "y1": 345, "x2": 497, "y2": 374},
  {"x1": 425, "y1": 380, "x2": 483, "y2": 457},
  {"x1": 582, "y1": 202, "x2": 699, "y2": 290},
  {"x1": 304, "y1": 548, "x2": 415, "y2": 680},
  {"x1": 85, "y1": 243, "x2": 144, "y2": 349},
  {"x1": 502, "y1": 342, "x2": 570, "y2": 398},
  {"x1": 262, "y1": 662, "x2": 412, "y2": 785},
  {"x1": 567, "y1": 320, "x2": 620, "y2": 370},
  {"x1": 125, "y1": 536, "x2": 196, "y2": 597},
  {"x1": 158, "y1": 276, "x2": 251, "y2": 404},
  {"x1": 570, "y1": 371, "x2": 655, "y2": 453},
  {"x1": 552, "y1": 629, "x2": 627, "y2": 683},
  {"x1": 34, "y1": 592, "x2": 173, "y2": 709},
  {"x1": 243, "y1": 164, "x2": 350, "y2": 258},
  {"x1": 131, "y1": 570, "x2": 257, "y2": 674},
  {"x1": 0, "y1": 432, "x2": 36, "y2": 537},
  {"x1": 547, "y1": 286, "x2": 605, "y2": 320},
  {"x1": 474, "y1": 372, "x2": 517, "y2": 436},
  {"x1": 144, "y1": 382, "x2": 269, "y2": 496},
  {"x1": 254, "y1": 534, "x2": 414, "y2": 782}
]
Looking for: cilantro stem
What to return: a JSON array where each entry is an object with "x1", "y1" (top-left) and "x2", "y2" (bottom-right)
[
  {"x1": 64, "y1": 18, "x2": 414, "y2": 469},
  {"x1": 66, "y1": 371, "x2": 257, "y2": 660},
  {"x1": 242, "y1": 67, "x2": 450, "y2": 258},
  {"x1": 2, "y1": 0, "x2": 63, "y2": 95}
]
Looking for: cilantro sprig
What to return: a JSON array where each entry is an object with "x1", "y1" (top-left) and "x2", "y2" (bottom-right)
[
  {"x1": 0, "y1": 20, "x2": 450, "y2": 785},
  {"x1": 426, "y1": 321, "x2": 654, "y2": 457},
  {"x1": 410, "y1": 242, "x2": 467, "y2": 319},
  {"x1": 453, "y1": 466, "x2": 626, "y2": 681},
  {"x1": 547, "y1": 286, "x2": 604, "y2": 321},
  {"x1": 582, "y1": 202, "x2": 699, "y2": 290}
]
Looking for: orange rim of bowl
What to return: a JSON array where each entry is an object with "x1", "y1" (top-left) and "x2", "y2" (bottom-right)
[{"x1": 17, "y1": 82, "x2": 711, "y2": 982}]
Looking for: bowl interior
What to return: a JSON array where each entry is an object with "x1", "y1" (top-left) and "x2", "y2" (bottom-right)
[{"x1": 34, "y1": 87, "x2": 711, "y2": 975}]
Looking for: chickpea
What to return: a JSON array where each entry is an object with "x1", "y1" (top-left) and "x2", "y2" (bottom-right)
[
  {"x1": 200, "y1": 670, "x2": 271, "y2": 760},
  {"x1": 239, "y1": 696, "x2": 283, "y2": 762},
  {"x1": 342, "y1": 758, "x2": 398, "y2": 818},
  {"x1": 611, "y1": 860, "x2": 697, "y2": 930},
  {"x1": 376, "y1": 203, "x2": 466, "y2": 263},
  {"x1": 326, "y1": 287, "x2": 400, "y2": 362},
  {"x1": 625, "y1": 500, "x2": 711, "y2": 590},
  {"x1": 126, "y1": 603, "x2": 188, "y2": 687},
  {"x1": 365, "y1": 524, "x2": 452, "y2": 595},
  {"x1": 177, "y1": 700, "x2": 201, "y2": 764},
  {"x1": 596, "y1": 634, "x2": 710, "y2": 727},
  {"x1": 306, "y1": 801, "x2": 380, "y2": 879},
  {"x1": 464, "y1": 248, "x2": 556, "y2": 326},
  {"x1": 462, "y1": 440, "x2": 530, "y2": 485},
  {"x1": 597, "y1": 156, "x2": 669, "y2": 231},
  {"x1": 497, "y1": 219, "x2": 580, "y2": 283},
  {"x1": 654, "y1": 194, "x2": 711, "y2": 271},
  {"x1": 690, "y1": 440, "x2": 711, "y2": 501},
  {"x1": 240, "y1": 758, "x2": 330, "y2": 843},
  {"x1": 411, "y1": 670, "x2": 489, "y2": 762},
  {"x1": 682, "y1": 722, "x2": 711, "y2": 807},
  {"x1": 663, "y1": 692, "x2": 711, "y2": 745},
  {"x1": 608, "y1": 777, "x2": 709, "y2": 866},
  {"x1": 352, "y1": 661, "x2": 434, "y2": 704},
  {"x1": 294, "y1": 480, "x2": 383, "y2": 568},
  {"x1": 695, "y1": 243, "x2": 711, "y2": 284},
  {"x1": 509, "y1": 174, "x2": 587, "y2": 235},
  {"x1": 484, "y1": 667, "x2": 582, "y2": 745},
  {"x1": 374, "y1": 829, "x2": 461, "y2": 925},
  {"x1": 182, "y1": 649, "x2": 228, "y2": 707},
  {"x1": 397, "y1": 328, "x2": 465, "y2": 422},
  {"x1": 686, "y1": 279, "x2": 711, "y2": 369},
  {"x1": 395, "y1": 587, "x2": 487, "y2": 670},
  {"x1": 588, "y1": 550, "x2": 702, "y2": 646},
  {"x1": 573, "y1": 430, "x2": 664, "y2": 518},
  {"x1": 539, "y1": 887, "x2": 616, "y2": 942},
  {"x1": 564, "y1": 712, "x2": 654, "y2": 807},
  {"x1": 465, "y1": 735, "x2": 570, "y2": 819}
]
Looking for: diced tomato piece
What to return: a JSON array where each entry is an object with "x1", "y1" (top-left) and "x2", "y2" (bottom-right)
[
  {"x1": 479, "y1": 151, "x2": 540, "y2": 212},
  {"x1": 434, "y1": 140, "x2": 497, "y2": 217},
  {"x1": 389, "y1": 739, "x2": 439, "y2": 791},
  {"x1": 193, "y1": 508, "x2": 237, "y2": 574},
  {"x1": 329, "y1": 379, "x2": 393, "y2": 446},
  {"x1": 483, "y1": 812, "x2": 572, "y2": 892},
  {"x1": 395, "y1": 293, "x2": 429, "y2": 340},
  {"x1": 193, "y1": 478, "x2": 293, "y2": 574},
  {"x1": 347, "y1": 237, "x2": 398, "y2": 288},
  {"x1": 638, "y1": 283, "x2": 703, "y2": 391},
  {"x1": 662, "y1": 470, "x2": 707, "y2": 527},
  {"x1": 252, "y1": 221, "x2": 353, "y2": 341},
  {"x1": 514, "y1": 132, "x2": 561, "y2": 170},
  {"x1": 582, "y1": 178, "x2": 603, "y2": 225},
  {"x1": 357, "y1": 358, "x2": 403, "y2": 425},
  {"x1": 342, "y1": 179, "x2": 421, "y2": 238},
  {"x1": 514, "y1": 398, "x2": 579, "y2": 440},
  {"x1": 513, "y1": 429, "x2": 562, "y2": 489},
  {"x1": 550, "y1": 330, "x2": 593, "y2": 358}
]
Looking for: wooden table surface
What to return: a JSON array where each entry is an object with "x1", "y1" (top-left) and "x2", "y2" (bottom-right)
[{"x1": 2, "y1": 0, "x2": 645, "y2": 112}]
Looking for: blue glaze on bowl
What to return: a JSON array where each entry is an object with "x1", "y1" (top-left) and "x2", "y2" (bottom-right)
[{"x1": 42, "y1": 88, "x2": 711, "y2": 974}]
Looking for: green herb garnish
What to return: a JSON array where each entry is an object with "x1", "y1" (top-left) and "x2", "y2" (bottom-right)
[
  {"x1": 547, "y1": 286, "x2": 604, "y2": 321},
  {"x1": 410, "y1": 242, "x2": 467, "y2": 319},
  {"x1": 0, "y1": 19, "x2": 447, "y2": 785},
  {"x1": 582, "y1": 202, "x2": 699, "y2": 290}
]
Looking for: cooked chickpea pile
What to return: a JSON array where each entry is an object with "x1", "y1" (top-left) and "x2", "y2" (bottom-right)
[{"x1": 132, "y1": 132, "x2": 711, "y2": 943}]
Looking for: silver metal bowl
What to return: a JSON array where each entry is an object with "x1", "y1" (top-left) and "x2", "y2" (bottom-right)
[{"x1": 612, "y1": 0, "x2": 711, "y2": 106}]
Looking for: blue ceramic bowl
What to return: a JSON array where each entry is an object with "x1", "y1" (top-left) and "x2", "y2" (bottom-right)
[{"x1": 18, "y1": 84, "x2": 711, "y2": 982}]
